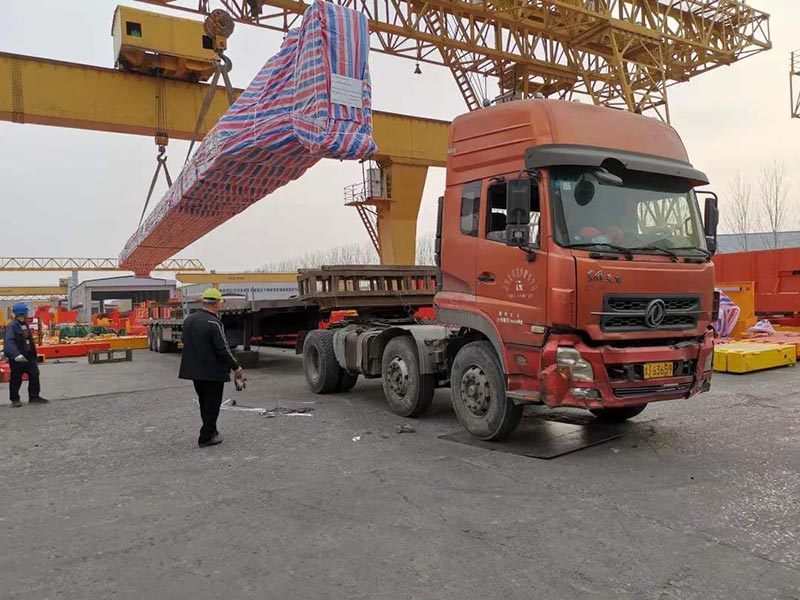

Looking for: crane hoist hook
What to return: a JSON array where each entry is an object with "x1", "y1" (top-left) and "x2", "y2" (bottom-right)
[{"x1": 139, "y1": 144, "x2": 174, "y2": 227}]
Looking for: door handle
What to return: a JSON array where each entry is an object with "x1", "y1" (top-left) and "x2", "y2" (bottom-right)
[{"x1": 477, "y1": 272, "x2": 495, "y2": 283}]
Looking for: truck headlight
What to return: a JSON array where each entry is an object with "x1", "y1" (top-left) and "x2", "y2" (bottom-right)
[{"x1": 556, "y1": 347, "x2": 595, "y2": 382}]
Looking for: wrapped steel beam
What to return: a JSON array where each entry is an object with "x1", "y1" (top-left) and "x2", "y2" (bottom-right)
[{"x1": 120, "y1": 1, "x2": 376, "y2": 275}]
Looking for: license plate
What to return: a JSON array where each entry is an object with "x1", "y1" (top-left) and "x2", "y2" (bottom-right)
[{"x1": 643, "y1": 362, "x2": 673, "y2": 379}]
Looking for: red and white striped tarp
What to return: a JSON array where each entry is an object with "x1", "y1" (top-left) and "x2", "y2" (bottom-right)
[{"x1": 120, "y1": 1, "x2": 376, "y2": 275}]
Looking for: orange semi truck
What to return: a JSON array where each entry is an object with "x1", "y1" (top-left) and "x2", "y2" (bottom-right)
[{"x1": 302, "y1": 99, "x2": 720, "y2": 440}]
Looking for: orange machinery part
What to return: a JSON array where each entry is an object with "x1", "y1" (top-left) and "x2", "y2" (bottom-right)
[
  {"x1": 37, "y1": 341, "x2": 112, "y2": 360},
  {"x1": 714, "y1": 248, "x2": 800, "y2": 315}
]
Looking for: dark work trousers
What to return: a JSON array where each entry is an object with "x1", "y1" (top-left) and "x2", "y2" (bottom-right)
[
  {"x1": 193, "y1": 380, "x2": 225, "y2": 443},
  {"x1": 9, "y1": 360, "x2": 41, "y2": 402}
]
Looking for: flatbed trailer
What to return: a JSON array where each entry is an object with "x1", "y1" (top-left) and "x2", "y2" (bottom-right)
[{"x1": 146, "y1": 265, "x2": 438, "y2": 357}]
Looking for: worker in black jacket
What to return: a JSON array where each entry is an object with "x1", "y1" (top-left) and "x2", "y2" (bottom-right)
[
  {"x1": 4, "y1": 302, "x2": 48, "y2": 408},
  {"x1": 178, "y1": 288, "x2": 243, "y2": 447}
]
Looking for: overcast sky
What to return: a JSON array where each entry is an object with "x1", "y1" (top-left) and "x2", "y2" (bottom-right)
[{"x1": 1, "y1": 0, "x2": 797, "y2": 285}]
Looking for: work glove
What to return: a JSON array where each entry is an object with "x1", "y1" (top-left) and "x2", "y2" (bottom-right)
[
  {"x1": 234, "y1": 367, "x2": 246, "y2": 392},
  {"x1": 14, "y1": 355, "x2": 28, "y2": 363}
]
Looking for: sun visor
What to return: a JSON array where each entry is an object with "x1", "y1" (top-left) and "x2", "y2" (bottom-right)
[{"x1": 525, "y1": 144, "x2": 709, "y2": 186}]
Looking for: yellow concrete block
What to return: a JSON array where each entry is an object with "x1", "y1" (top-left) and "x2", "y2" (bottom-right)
[
  {"x1": 106, "y1": 336, "x2": 149, "y2": 350},
  {"x1": 713, "y1": 349, "x2": 728, "y2": 372},
  {"x1": 714, "y1": 343, "x2": 796, "y2": 374}
]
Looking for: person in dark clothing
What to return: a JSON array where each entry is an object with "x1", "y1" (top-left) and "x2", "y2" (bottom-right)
[
  {"x1": 178, "y1": 288, "x2": 243, "y2": 447},
  {"x1": 3, "y1": 302, "x2": 48, "y2": 408}
]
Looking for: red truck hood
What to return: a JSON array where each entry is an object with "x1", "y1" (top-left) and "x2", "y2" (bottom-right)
[{"x1": 574, "y1": 255, "x2": 715, "y2": 342}]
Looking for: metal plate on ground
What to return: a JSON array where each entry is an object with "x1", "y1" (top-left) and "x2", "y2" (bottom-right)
[{"x1": 438, "y1": 415, "x2": 627, "y2": 459}]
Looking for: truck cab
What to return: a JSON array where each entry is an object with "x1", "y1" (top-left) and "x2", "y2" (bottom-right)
[{"x1": 435, "y1": 99, "x2": 718, "y2": 439}]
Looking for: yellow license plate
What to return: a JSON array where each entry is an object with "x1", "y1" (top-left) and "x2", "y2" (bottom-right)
[{"x1": 643, "y1": 362, "x2": 673, "y2": 379}]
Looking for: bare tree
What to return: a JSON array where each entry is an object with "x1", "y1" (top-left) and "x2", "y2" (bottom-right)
[
  {"x1": 759, "y1": 162, "x2": 792, "y2": 250},
  {"x1": 416, "y1": 233, "x2": 436, "y2": 266},
  {"x1": 722, "y1": 172, "x2": 759, "y2": 251},
  {"x1": 260, "y1": 243, "x2": 378, "y2": 272}
]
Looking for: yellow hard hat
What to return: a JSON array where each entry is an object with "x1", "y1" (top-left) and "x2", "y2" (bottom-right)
[{"x1": 201, "y1": 287, "x2": 223, "y2": 303}]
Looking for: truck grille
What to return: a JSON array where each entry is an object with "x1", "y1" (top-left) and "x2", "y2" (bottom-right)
[
  {"x1": 600, "y1": 294, "x2": 701, "y2": 332},
  {"x1": 613, "y1": 383, "x2": 693, "y2": 398}
]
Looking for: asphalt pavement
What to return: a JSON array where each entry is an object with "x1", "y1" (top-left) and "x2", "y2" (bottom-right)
[{"x1": 0, "y1": 349, "x2": 798, "y2": 599}]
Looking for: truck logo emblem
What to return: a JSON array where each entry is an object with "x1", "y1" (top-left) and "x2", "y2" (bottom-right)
[
  {"x1": 587, "y1": 270, "x2": 622, "y2": 284},
  {"x1": 503, "y1": 267, "x2": 538, "y2": 301},
  {"x1": 644, "y1": 299, "x2": 667, "y2": 328}
]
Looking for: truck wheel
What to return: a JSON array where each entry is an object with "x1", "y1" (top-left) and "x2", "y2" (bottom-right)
[
  {"x1": 156, "y1": 326, "x2": 170, "y2": 353},
  {"x1": 337, "y1": 370, "x2": 359, "y2": 392},
  {"x1": 450, "y1": 341, "x2": 522, "y2": 441},
  {"x1": 303, "y1": 330, "x2": 341, "y2": 394},
  {"x1": 590, "y1": 405, "x2": 647, "y2": 422},
  {"x1": 381, "y1": 336, "x2": 434, "y2": 418}
]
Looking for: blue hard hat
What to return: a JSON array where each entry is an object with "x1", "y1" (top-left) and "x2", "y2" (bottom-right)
[{"x1": 12, "y1": 302, "x2": 29, "y2": 315}]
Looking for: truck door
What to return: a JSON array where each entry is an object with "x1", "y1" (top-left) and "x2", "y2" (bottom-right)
[
  {"x1": 440, "y1": 181, "x2": 481, "y2": 295},
  {"x1": 475, "y1": 177, "x2": 547, "y2": 347}
]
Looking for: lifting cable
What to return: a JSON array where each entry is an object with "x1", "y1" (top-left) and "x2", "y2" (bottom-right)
[
  {"x1": 184, "y1": 53, "x2": 235, "y2": 162},
  {"x1": 139, "y1": 73, "x2": 173, "y2": 226},
  {"x1": 185, "y1": 10, "x2": 237, "y2": 162}
]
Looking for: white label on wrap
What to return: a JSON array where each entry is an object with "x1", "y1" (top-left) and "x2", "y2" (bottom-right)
[{"x1": 330, "y1": 73, "x2": 363, "y2": 108}]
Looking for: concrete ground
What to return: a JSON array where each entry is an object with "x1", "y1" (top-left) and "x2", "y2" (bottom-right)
[{"x1": 0, "y1": 348, "x2": 798, "y2": 600}]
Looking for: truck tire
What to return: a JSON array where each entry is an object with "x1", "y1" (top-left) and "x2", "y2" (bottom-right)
[
  {"x1": 156, "y1": 326, "x2": 170, "y2": 353},
  {"x1": 337, "y1": 370, "x2": 359, "y2": 393},
  {"x1": 303, "y1": 330, "x2": 342, "y2": 394},
  {"x1": 450, "y1": 341, "x2": 522, "y2": 441},
  {"x1": 381, "y1": 336, "x2": 434, "y2": 418},
  {"x1": 590, "y1": 404, "x2": 647, "y2": 422}
]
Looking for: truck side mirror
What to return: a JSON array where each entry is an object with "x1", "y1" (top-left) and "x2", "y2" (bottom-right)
[
  {"x1": 701, "y1": 192, "x2": 719, "y2": 255},
  {"x1": 505, "y1": 178, "x2": 531, "y2": 248}
]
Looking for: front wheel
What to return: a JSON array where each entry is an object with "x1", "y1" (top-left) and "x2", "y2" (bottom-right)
[
  {"x1": 450, "y1": 341, "x2": 522, "y2": 441},
  {"x1": 590, "y1": 404, "x2": 647, "y2": 422}
]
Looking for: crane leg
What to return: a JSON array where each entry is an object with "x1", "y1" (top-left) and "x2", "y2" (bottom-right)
[{"x1": 375, "y1": 163, "x2": 428, "y2": 266}]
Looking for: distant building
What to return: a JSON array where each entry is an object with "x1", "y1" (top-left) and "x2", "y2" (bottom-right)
[
  {"x1": 70, "y1": 275, "x2": 176, "y2": 322},
  {"x1": 716, "y1": 231, "x2": 800, "y2": 254}
]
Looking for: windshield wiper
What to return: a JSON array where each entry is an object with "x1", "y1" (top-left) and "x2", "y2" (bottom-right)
[
  {"x1": 628, "y1": 245, "x2": 679, "y2": 262},
  {"x1": 670, "y1": 245, "x2": 712, "y2": 260},
  {"x1": 563, "y1": 242, "x2": 633, "y2": 260}
]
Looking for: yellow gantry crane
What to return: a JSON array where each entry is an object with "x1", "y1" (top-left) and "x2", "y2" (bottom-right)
[
  {"x1": 0, "y1": 257, "x2": 205, "y2": 272},
  {"x1": 0, "y1": 0, "x2": 772, "y2": 265}
]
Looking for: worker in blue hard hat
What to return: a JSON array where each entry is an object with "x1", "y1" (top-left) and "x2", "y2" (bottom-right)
[
  {"x1": 178, "y1": 287, "x2": 243, "y2": 447},
  {"x1": 3, "y1": 302, "x2": 48, "y2": 408}
]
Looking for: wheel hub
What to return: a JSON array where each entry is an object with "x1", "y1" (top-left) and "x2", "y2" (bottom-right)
[
  {"x1": 460, "y1": 366, "x2": 491, "y2": 417},
  {"x1": 386, "y1": 356, "x2": 410, "y2": 397}
]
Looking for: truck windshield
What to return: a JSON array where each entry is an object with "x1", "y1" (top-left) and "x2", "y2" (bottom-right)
[{"x1": 549, "y1": 166, "x2": 707, "y2": 257}]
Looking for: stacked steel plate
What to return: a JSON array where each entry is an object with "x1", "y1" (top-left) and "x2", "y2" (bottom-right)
[{"x1": 120, "y1": 1, "x2": 376, "y2": 275}]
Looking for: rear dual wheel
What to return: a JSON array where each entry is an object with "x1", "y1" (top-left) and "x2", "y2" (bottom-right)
[
  {"x1": 303, "y1": 330, "x2": 359, "y2": 394},
  {"x1": 381, "y1": 336, "x2": 434, "y2": 418}
]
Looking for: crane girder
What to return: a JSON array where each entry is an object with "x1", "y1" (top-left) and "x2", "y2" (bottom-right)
[
  {"x1": 136, "y1": 0, "x2": 770, "y2": 119},
  {"x1": 0, "y1": 257, "x2": 205, "y2": 272}
]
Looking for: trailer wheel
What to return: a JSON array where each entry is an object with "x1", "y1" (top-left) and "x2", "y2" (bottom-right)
[
  {"x1": 337, "y1": 370, "x2": 359, "y2": 393},
  {"x1": 156, "y1": 326, "x2": 170, "y2": 353},
  {"x1": 450, "y1": 341, "x2": 522, "y2": 441},
  {"x1": 381, "y1": 336, "x2": 434, "y2": 418},
  {"x1": 590, "y1": 404, "x2": 647, "y2": 422},
  {"x1": 303, "y1": 330, "x2": 341, "y2": 394}
]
